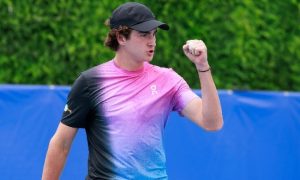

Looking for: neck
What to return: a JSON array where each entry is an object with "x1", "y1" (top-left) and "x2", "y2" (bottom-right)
[{"x1": 114, "y1": 52, "x2": 144, "y2": 71}]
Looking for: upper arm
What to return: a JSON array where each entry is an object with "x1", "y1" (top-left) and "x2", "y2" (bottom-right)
[
  {"x1": 50, "y1": 122, "x2": 78, "y2": 150},
  {"x1": 42, "y1": 123, "x2": 78, "y2": 179},
  {"x1": 181, "y1": 97, "x2": 204, "y2": 127}
]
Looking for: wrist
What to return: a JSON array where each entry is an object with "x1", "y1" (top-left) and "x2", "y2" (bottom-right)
[
  {"x1": 196, "y1": 63, "x2": 210, "y2": 72},
  {"x1": 197, "y1": 66, "x2": 211, "y2": 73}
]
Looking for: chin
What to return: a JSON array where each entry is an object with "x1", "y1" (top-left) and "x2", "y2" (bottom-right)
[{"x1": 146, "y1": 56, "x2": 154, "y2": 62}]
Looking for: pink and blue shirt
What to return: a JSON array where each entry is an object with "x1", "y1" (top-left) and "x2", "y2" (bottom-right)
[{"x1": 61, "y1": 60, "x2": 198, "y2": 179}]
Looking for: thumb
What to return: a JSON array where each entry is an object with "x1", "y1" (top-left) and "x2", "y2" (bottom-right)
[
  {"x1": 183, "y1": 44, "x2": 191, "y2": 57},
  {"x1": 182, "y1": 44, "x2": 189, "y2": 52}
]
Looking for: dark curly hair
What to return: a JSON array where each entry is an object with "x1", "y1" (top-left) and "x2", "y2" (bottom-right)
[{"x1": 104, "y1": 19, "x2": 132, "y2": 51}]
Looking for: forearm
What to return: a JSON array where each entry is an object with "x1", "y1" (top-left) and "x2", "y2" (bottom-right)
[
  {"x1": 42, "y1": 137, "x2": 70, "y2": 180},
  {"x1": 197, "y1": 66, "x2": 223, "y2": 130},
  {"x1": 182, "y1": 39, "x2": 223, "y2": 130}
]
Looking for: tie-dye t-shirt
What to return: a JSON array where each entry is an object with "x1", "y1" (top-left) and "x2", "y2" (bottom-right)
[{"x1": 61, "y1": 60, "x2": 198, "y2": 179}]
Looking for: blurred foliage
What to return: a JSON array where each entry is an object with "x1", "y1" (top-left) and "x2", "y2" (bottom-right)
[{"x1": 0, "y1": 0, "x2": 299, "y2": 90}]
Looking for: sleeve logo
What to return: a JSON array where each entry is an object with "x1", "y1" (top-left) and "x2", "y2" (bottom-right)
[{"x1": 64, "y1": 104, "x2": 72, "y2": 114}]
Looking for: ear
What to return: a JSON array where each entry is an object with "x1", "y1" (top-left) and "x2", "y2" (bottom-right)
[{"x1": 116, "y1": 32, "x2": 127, "y2": 45}]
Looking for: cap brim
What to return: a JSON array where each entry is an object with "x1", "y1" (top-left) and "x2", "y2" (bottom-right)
[{"x1": 130, "y1": 20, "x2": 169, "y2": 32}]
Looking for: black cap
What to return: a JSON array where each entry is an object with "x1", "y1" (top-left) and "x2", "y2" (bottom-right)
[{"x1": 109, "y1": 2, "x2": 169, "y2": 32}]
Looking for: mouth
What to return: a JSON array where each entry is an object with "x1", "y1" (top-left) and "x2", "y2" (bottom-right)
[{"x1": 147, "y1": 50, "x2": 154, "y2": 56}]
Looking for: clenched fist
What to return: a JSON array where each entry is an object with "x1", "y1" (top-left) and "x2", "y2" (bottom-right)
[{"x1": 183, "y1": 40, "x2": 210, "y2": 71}]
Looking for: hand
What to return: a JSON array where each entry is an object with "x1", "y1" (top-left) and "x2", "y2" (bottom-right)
[{"x1": 183, "y1": 40, "x2": 209, "y2": 71}]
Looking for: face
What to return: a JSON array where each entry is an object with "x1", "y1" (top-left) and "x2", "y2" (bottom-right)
[{"x1": 122, "y1": 29, "x2": 157, "y2": 63}]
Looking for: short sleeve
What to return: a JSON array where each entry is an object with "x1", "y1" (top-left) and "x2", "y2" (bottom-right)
[
  {"x1": 61, "y1": 74, "x2": 91, "y2": 128},
  {"x1": 171, "y1": 73, "x2": 198, "y2": 113}
]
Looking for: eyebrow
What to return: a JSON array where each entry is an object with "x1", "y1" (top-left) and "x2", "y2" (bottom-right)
[{"x1": 138, "y1": 29, "x2": 157, "y2": 34}]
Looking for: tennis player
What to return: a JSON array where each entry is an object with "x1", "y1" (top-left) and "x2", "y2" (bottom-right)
[{"x1": 42, "y1": 2, "x2": 223, "y2": 180}]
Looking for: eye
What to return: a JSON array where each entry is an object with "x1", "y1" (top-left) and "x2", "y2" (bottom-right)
[
  {"x1": 139, "y1": 32, "x2": 149, "y2": 37},
  {"x1": 138, "y1": 30, "x2": 157, "y2": 38}
]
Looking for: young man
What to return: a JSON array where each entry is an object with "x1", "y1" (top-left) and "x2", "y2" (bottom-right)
[{"x1": 42, "y1": 2, "x2": 223, "y2": 180}]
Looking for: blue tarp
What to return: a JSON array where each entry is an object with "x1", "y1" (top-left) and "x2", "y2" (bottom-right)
[{"x1": 0, "y1": 85, "x2": 300, "y2": 180}]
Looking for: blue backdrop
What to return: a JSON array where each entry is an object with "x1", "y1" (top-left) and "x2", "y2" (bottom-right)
[{"x1": 0, "y1": 85, "x2": 299, "y2": 180}]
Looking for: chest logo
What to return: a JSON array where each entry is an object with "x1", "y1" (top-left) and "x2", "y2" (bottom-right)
[{"x1": 150, "y1": 85, "x2": 158, "y2": 95}]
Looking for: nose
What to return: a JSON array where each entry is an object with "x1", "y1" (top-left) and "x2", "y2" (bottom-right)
[{"x1": 147, "y1": 35, "x2": 156, "y2": 48}]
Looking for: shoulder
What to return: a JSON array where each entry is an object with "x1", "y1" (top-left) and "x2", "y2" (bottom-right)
[
  {"x1": 147, "y1": 63, "x2": 179, "y2": 75},
  {"x1": 70, "y1": 60, "x2": 113, "y2": 90},
  {"x1": 147, "y1": 63, "x2": 183, "y2": 80},
  {"x1": 81, "y1": 60, "x2": 113, "y2": 78}
]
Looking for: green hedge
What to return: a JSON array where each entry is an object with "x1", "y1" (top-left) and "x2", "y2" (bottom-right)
[{"x1": 1, "y1": 0, "x2": 299, "y2": 90}]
